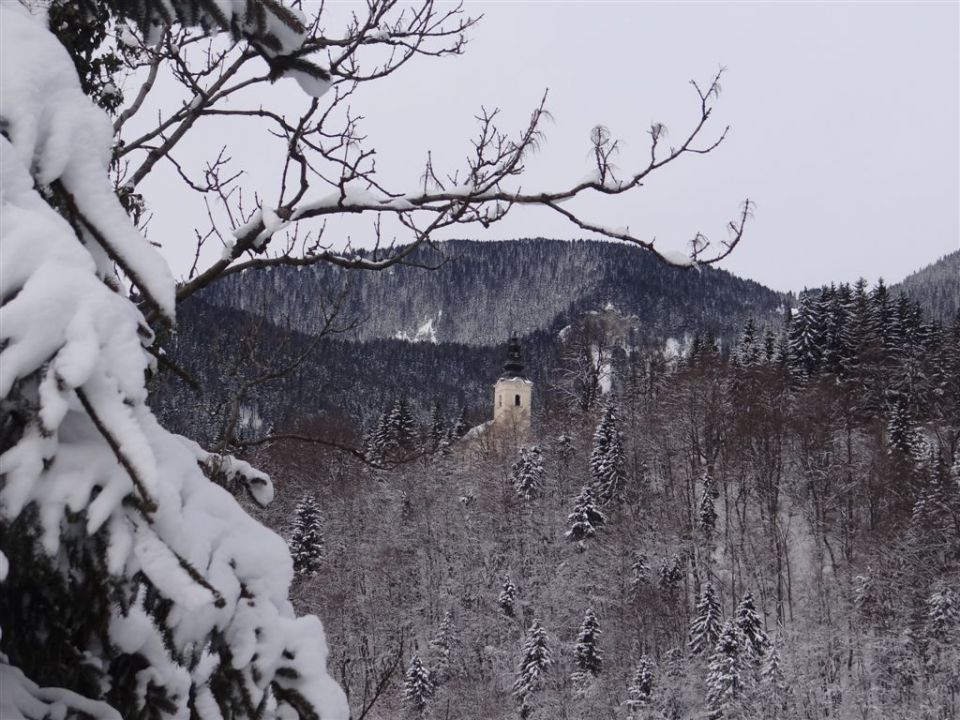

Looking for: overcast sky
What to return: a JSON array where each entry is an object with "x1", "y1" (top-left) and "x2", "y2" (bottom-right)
[{"x1": 143, "y1": 1, "x2": 960, "y2": 293}]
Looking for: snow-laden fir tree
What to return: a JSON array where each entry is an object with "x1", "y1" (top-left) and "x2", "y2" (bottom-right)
[
  {"x1": 289, "y1": 494, "x2": 324, "y2": 576},
  {"x1": 689, "y1": 583, "x2": 723, "y2": 655},
  {"x1": 926, "y1": 588, "x2": 958, "y2": 640},
  {"x1": 887, "y1": 397, "x2": 920, "y2": 461},
  {"x1": 513, "y1": 620, "x2": 552, "y2": 700},
  {"x1": 0, "y1": 4, "x2": 346, "y2": 717},
  {"x1": 706, "y1": 620, "x2": 748, "y2": 719},
  {"x1": 429, "y1": 611, "x2": 455, "y2": 684},
  {"x1": 590, "y1": 405, "x2": 627, "y2": 504},
  {"x1": 658, "y1": 554, "x2": 684, "y2": 591},
  {"x1": 573, "y1": 608, "x2": 603, "y2": 678},
  {"x1": 512, "y1": 445, "x2": 545, "y2": 501},
  {"x1": 625, "y1": 655, "x2": 655, "y2": 716},
  {"x1": 787, "y1": 292, "x2": 824, "y2": 383},
  {"x1": 566, "y1": 485, "x2": 607, "y2": 543},
  {"x1": 403, "y1": 654, "x2": 434, "y2": 713},
  {"x1": 427, "y1": 401, "x2": 446, "y2": 453},
  {"x1": 387, "y1": 396, "x2": 416, "y2": 450},
  {"x1": 498, "y1": 576, "x2": 518, "y2": 617},
  {"x1": 629, "y1": 552, "x2": 651, "y2": 598},
  {"x1": 735, "y1": 592, "x2": 769, "y2": 660},
  {"x1": 761, "y1": 643, "x2": 789, "y2": 718},
  {"x1": 697, "y1": 473, "x2": 718, "y2": 538}
]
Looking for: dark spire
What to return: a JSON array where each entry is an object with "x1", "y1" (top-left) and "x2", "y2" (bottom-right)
[{"x1": 501, "y1": 335, "x2": 526, "y2": 378}]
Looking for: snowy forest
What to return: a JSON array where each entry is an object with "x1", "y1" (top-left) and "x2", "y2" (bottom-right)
[{"x1": 1, "y1": 1, "x2": 958, "y2": 720}]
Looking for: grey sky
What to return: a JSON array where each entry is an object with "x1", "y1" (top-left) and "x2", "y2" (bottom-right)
[{"x1": 143, "y1": 1, "x2": 960, "y2": 293}]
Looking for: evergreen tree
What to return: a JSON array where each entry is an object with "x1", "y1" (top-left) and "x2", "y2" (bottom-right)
[
  {"x1": 658, "y1": 553, "x2": 685, "y2": 591},
  {"x1": 566, "y1": 485, "x2": 607, "y2": 543},
  {"x1": 625, "y1": 655, "x2": 655, "y2": 715},
  {"x1": 787, "y1": 292, "x2": 824, "y2": 382},
  {"x1": 289, "y1": 495, "x2": 324, "y2": 576},
  {"x1": 590, "y1": 405, "x2": 627, "y2": 504},
  {"x1": 689, "y1": 582, "x2": 723, "y2": 655},
  {"x1": 735, "y1": 592, "x2": 769, "y2": 659},
  {"x1": 513, "y1": 620, "x2": 552, "y2": 700},
  {"x1": 761, "y1": 644, "x2": 789, "y2": 718},
  {"x1": 926, "y1": 589, "x2": 959, "y2": 639},
  {"x1": 427, "y1": 401, "x2": 446, "y2": 453},
  {"x1": 697, "y1": 473, "x2": 718, "y2": 538},
  {"x1": 886, "y1": 397, "x2": 919, "y2": 460},
  {"x1": 737, "y1": 318, "x2": 761, "y2": 367},
  {"x1": 388, "y1": 396, "x2": 416, "y2": 449},
  {"x1": 498, "y1": 577, "x2": 518, "y2": 617},
  {"x1": 706, "y1": 620, "x2": 748, "y2": 719},
  {"x1": 629, "y1": 552, "x2": 651, "y2": 598},
  {"x1": 403, "y1": 654, "x2": 434, "y2": 713},
  {"x1": 573, "y1": 608, "x2": 603, "y2": 678},
  {"x1": 429, "y1": 611, "x2": 454, "y2": 684},
  {"x1": 512, "y1": 445, "x2": 545, "y2": 501}
]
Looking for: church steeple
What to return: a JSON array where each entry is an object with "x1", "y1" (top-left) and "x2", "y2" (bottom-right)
[
  {"x1": 493, "y1": 335, "x2": 532, "y2": 439},
  {"x1": 501, "y1": 335, "x2": 526, "y2": 379}
]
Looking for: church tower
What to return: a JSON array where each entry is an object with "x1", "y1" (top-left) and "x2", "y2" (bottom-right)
[{"x1": 493, "y1": 335, "x2": 532, "y2": 436}]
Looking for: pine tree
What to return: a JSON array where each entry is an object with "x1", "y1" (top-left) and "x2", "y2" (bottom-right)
[
  {"x1": 566, "y1": 485, "x2": 607, "y2": 543},
  {"x1": 403, "y1": 654, "x2": 434, "y2": 712},
  {"x1": 658, "y1": 554, "x2": 685, "y2": 591},
  {"x1": 513, "y1": 620, "x2": 552, "y2": 700},
  {"x1": 513, "y1": 445, "x2": 545, "y2": 501},
  {"x1": 735, "y1": 592, "x2": 769, "y2": 660},
  {"x1": 926, "y1": 589, "x2": 959, "y2": 639},
  {"x1": 629, "y1": 552, "x2": 651, "y2": 598},
  {"x1": 289, "y1": 495, "x2": 324, "y2": 576},
  {"x1": 388, "y1": 396, "x2": 416, "y2": 449},
  {"x1": 761, "y1": 643, "x2": 789, "y2": 718},
  {"x1": 787, "y1": 292, "x2": 824, "y2": 382},
  {"x1": 498, "y1": 577, "x2": 518, "y2": 617},
  {"x1": 625, "y1": 655, "x2": 655, "y2": 715},
  {"x1": 689, "y1": 582, "x2": 723, "y2": 655},
  {"x1": 590, "y1": 405, "x2": 627, "y2": 504},
  {"x1": 887, "y1": 397, "x2": 919, "y2": 460},
  {"x1": 706, "y1": 620, "x2": 747, "y2": 719},
  {"x1": 697, "y1": 473, "x2": 718, "y2": 538},
  {"x1": 427, "y1": 401, "x2": 446, "y2": 453},
  {"x1": 573, "y1": 608, "x2": 603, "y2": 677},
  {"x1": 737, "y1": 318, "x2": 761, "y2": 367},
  {"x1": 429, "y1": 611, "x2": 454, "y2": 684}
]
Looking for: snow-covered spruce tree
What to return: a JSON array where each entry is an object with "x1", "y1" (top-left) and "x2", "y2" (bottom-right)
[
  {"x1": 289, "y1": 495, "x2": 324, "y2": 576},
  {"x1": 403, "y1": 654, "x2": 434, "y2": 714},
  {"x1": 498, "y1": 576, "x2": 518, "y2": 617},
  {"x1": 426, "y1": 401, "x2": 446, "y2": 454},
  {"x1": 428, "y1": 611, "x2": 454, "y2": 685},
  {"x1": 512, "y1": 445, "x2": 545, "y2": 501},
  {"x1": 590, "y1": 405, "x2": 627, "y2": 504},
  {"x1": 658, "y1": 554, "x2": 685, "y2": 591},
  {"x1": 705, "y1": 620, "x2": 748, "y2": 719},
  {"x1": 760, "y1": 644, "x2": 789, "y2": 717},
  {"x1": 565, "y1": 485, "x2": 607, "y2": 544},
  {"x1": 625, "y1": 655, "x2": 655, "y2": 716},
  {"x1": 629, "y1": 552, "x2": 652, "y2": 598},
  {"x1": 0, "y1": 3, "x2": 346, "y2": 718},
  {"x1": 697, "y1": 474, "x2": 718, "y2": 539},
  {"x1": 572, "y1": 608, "x2": 603, "y2": 680},
  {"x1": 513, "y1": 620, "x2": 552, "y2": 706},
  {"x1": 689, "y1": 582, "x2": 723, "y2": 656},
  {"x1": 735, "y1": 592, "x2": 769, "y2": 660}
]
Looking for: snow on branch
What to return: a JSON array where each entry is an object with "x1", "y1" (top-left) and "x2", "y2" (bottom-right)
[{"x1": 0, "y1": 6, "x2": 347, "y2": 717}]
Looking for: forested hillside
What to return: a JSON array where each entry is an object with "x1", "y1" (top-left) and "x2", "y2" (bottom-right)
[
  {"x1": 197, "y1": 239, "x2": 784, "y2": 347},
  {"x1": 894, "y1": 250, "x2": 960, "y2": 323},
  {"x1": 238, "y1": 277, "x2": 960, "y2": 720}
]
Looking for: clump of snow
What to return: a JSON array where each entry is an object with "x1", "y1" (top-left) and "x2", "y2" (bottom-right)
[
  {"x1": 661, "y1": 249, "x2": 695, "y2": 267},
  {"x1": 0, "y1": 6, "x2": 346, "y2": 717}
]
